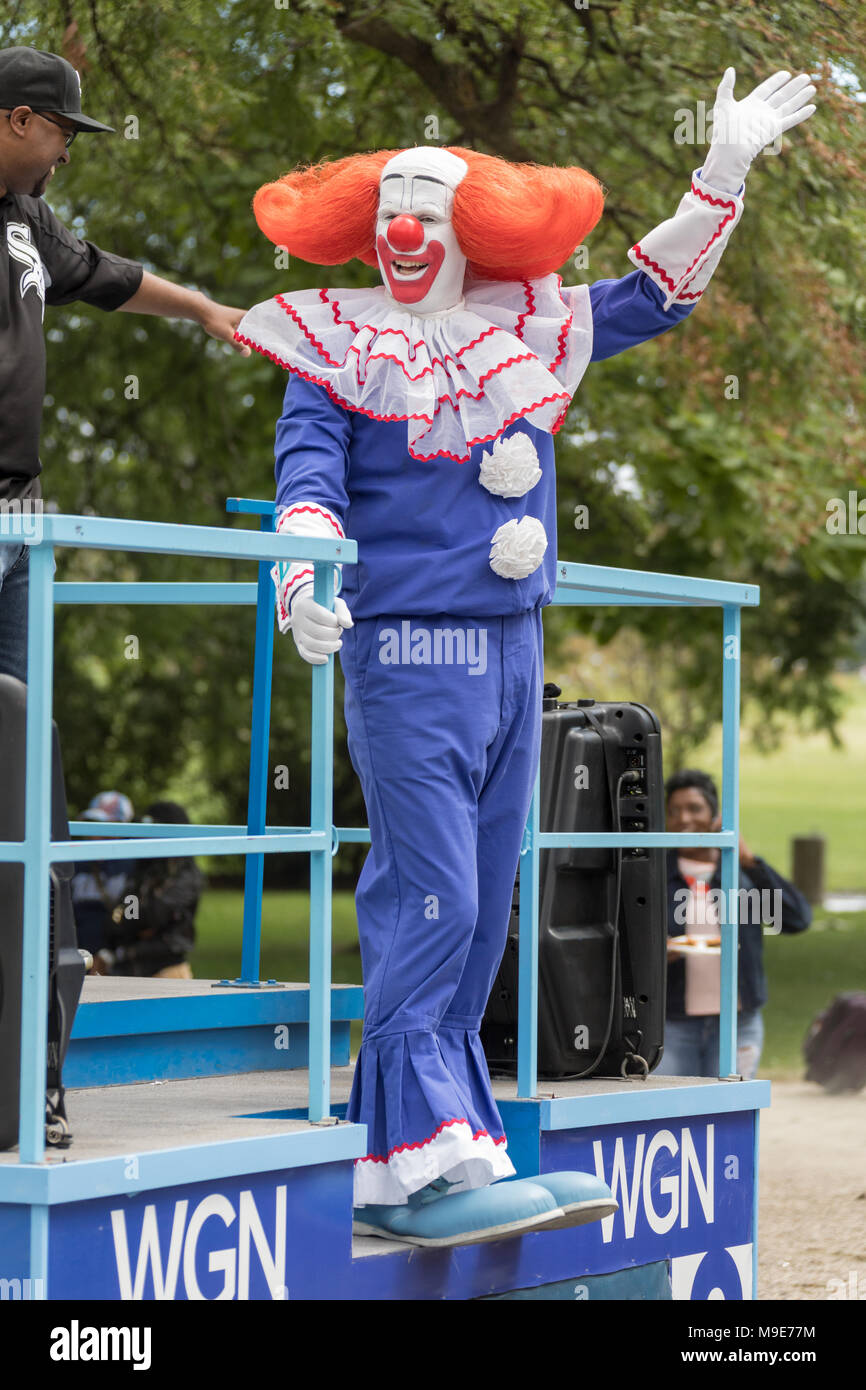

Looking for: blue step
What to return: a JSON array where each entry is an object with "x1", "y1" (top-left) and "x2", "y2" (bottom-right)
[{"x1": 67, "y1": 977, "x2": 364, "y2": 1086}]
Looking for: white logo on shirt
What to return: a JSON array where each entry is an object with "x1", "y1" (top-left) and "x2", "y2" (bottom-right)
[{"x1": 7, "y1": 222, "x2": 46, "y2": 319}]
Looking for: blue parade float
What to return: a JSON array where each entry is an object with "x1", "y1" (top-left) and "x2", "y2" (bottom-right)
[{"x1": 0, "y1": 500, "x2": 767, "y2": 1301}]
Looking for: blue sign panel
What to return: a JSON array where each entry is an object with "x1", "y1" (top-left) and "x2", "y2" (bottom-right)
[
  {"x1": 0, "y1": 1204, "x2": 32, "y2": 1289},
  {"x1": 44, "y1": 1112, "x2": 756, "y2": 1300},
  {"x1": 49, "y1": 1162, "x2": 353, "y2": 1301},
  {"x1": 542, "y1": 1109, "x2": 755, "y2": 1298}
]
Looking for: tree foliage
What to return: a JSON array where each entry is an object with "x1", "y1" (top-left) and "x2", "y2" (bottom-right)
[{"x1": 2, "y1": 0, "x2": 864, "y2": 880}]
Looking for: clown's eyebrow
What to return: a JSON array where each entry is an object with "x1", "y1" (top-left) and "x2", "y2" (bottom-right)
[{"x1": 381, "y1": 173, "x2": 449, "y2": 195}]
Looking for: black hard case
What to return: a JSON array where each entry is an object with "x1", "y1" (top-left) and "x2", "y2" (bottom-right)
[{"x1": 481, "y1": 689, "x2": 667, "y2": 1078}]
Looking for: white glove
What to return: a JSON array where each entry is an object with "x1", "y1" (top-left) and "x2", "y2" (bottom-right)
[
  {"x1": 701, "y1": 67, "x2": 817, "y2": 194},
  {"x1": 288, "y1": 582, "x2": 353, "y2": 665}
]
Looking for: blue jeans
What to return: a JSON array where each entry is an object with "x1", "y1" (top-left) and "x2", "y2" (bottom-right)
[
  {"x1": 0, "y1": 542, "x2": 29, "y2": 683},
  {"x1": 654, "y1": 1008, "x2": 764, "y2": 1079}
]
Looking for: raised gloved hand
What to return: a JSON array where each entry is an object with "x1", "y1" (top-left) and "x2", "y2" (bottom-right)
[
  {"x1": 288, "y1": 582, "x2": 353, "y2": 665},
  {"x1": 701, "y1": 67, "x2": 817, "y2": 194}
]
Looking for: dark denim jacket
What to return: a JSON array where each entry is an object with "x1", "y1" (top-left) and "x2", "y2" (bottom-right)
[{"x1": 666, "y1": 849, "x2": 811, "y2": 1017}]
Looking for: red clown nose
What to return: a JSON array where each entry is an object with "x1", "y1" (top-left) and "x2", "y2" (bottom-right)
[{"x1": 386, "y1": 214, "x2": 426, "y2": 252}]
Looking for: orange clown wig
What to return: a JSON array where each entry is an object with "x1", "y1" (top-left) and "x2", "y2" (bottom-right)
[{"x1": 252, "y1": 147, "x2": 605, "y2": 282}]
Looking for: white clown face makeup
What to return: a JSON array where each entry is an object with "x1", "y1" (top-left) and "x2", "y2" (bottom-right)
[{"x1": 376, "y1": 147, "x2": 469, "y2": 314}]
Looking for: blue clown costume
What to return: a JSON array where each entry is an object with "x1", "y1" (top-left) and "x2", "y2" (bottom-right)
[{"x1": 236, "y1": 161, "x2": 747, "y2": 1213}]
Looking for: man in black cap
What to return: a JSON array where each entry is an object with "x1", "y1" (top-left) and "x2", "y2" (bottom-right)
[{"x1": 0, "y1": 46, "x2": 251, "y2": 681}]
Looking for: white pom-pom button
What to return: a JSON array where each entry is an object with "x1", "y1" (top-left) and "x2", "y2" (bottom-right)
[
  {"x1": 478, "y1": 432, "x2": 542, "y2": 498},
  {"x1": 489, "y1": 516, "x2": 548, "y2": 580}
]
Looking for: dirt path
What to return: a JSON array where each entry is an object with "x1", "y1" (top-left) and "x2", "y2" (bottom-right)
[{"x1": 758, "y1": 1079, "x2": 865, "y2": 1300}]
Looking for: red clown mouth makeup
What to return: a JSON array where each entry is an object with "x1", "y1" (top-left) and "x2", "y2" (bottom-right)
[{"x1": 377, "y1": 234, "x2": 445, "y2": 305}]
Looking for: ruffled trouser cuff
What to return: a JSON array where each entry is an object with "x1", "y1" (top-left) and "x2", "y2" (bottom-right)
[{"x1": 348, "y1": 1027, "x2": 516, "y2": 1207}]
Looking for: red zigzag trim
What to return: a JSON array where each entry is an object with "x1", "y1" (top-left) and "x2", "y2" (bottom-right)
[
  {"x1": 234, "y1": 332, "x2": 570, "y2": 463},
  {"x1": 630, "y1": 180, "x2": 738, "y2": 297},
  {"x1": 514, "y1": 280, "x2": 536, "y2": 341},
  {"x1": 279, "y1": 504, "x2": 345, "y2": 539},
  {"x1": 358, "y1": 1116, "x2": 507, "y2": 1166},
  {"x1": 277, "y1": 288, "x2": 575, "y2": 378}
]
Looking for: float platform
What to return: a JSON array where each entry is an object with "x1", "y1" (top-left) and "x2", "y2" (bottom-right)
[
  {"x1": 0, "y1": 978, "x2": 769, "y2": 1301},
  {"x1": 0, "y1": 505, "x2": 764, "y2": 1301}
]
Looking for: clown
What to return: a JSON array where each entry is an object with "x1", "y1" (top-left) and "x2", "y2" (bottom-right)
[{"x1": 236, "y1": 69, "x2": 815, "y2": 1246}]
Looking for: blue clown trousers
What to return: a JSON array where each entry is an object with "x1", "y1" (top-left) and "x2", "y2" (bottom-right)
[{"x1": 338, "y1": 608, "x2": 543, "y2": 1206}]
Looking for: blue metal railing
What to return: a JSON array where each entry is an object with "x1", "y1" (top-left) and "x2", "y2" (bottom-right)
[
  {"x1": 3, "y1": 507, "x2": 354, "y2": 1166},
  {"x1": 225, "y1": 501, "x2": 758, "y2": 1098},
  {"x1": 5, "y1": 500, "x2": 758, "y2": 1173},
  {"x1": 519, "y1": 575, "x2": 750, "y2": 1096}
]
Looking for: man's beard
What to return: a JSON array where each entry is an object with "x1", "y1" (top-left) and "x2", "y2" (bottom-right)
[{"x1": 30, "y1": 168, "x2": 53, "y2": 197}]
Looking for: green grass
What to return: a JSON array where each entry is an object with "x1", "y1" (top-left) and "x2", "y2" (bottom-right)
[
  {"x1": 691, "y1": 673, "x2": 866, "y2": 891},
  {"x1": 194, "y1": 889, "x2": 364, "y2": 1054},
  {"x1": 191, "y1": 678, "x2": 866, "y2": 1077},
  {"x1": 192, "y1": 677, "x2": 866, "y2": 1080},
  {"x1": 193, "y1": 889, "x2": 362, "y2": 987},
  {"x1": 193, "y1": 891, "x2": 866, "y2": 1080}
]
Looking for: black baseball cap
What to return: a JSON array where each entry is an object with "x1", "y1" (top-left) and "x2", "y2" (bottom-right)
[{"x1": 0, "y1": 47, "x2": 114, "y2": 133}]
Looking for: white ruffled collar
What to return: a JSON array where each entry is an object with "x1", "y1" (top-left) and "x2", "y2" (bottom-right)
[
  {"x1": 236, "y1": 274, "x2": 593, "y2": 463},
  {"x1": 382, "y1": 291, "x2": 467, "y2": 318}
]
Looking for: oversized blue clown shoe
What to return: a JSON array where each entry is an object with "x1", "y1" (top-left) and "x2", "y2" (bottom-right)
[
  {"x1": 353, "y1": 1178, "x2": 561, "y2": 1247},
  {"x1": 353, "y1": 1172, "x2": 617, "y2": 1247},
  {"x1": 506, "y1": 1170, "x2": 619, "y2": 1231}
]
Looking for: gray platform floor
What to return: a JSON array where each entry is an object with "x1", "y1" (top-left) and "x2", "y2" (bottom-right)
[
  {"x1": 3, "y1": 979, "x2": 741, "y2": 1264},
  {"x1": 4, "y1": 977, "x2": 723, "y2": 1166},
  {"x1": 1, "y1": 1068, "x2": 722, "y2": 1167},
  {"x1": 0, "y1": 1065, "x2": 724, "y2": 1262},
  {"x1": 78, "y1": 976, "x2": 354, "y2": 1001},
  {"x1": 0, "y1": 1069, "x2": 356, "y2": 1165}
]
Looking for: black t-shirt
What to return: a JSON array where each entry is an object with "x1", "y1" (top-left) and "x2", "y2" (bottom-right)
[{"x1": 0, "y1": 190, "x2": 143, "y2": 501}]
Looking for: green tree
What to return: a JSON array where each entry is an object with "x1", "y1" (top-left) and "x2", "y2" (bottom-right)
[{"x1": 2, "y1": 0, "x2": 863, "y2": 878}]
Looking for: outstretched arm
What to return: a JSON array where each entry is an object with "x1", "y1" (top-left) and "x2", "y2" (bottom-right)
[
  {"x1": 628, "y1": 68, "x2": 817, "y2": 309},
  {"x1": 588, "y1": 271, "x2": 694, "y2": 362},
  {"x1": 118, "y1": 269, "x2": 252, "y2": 356}
]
